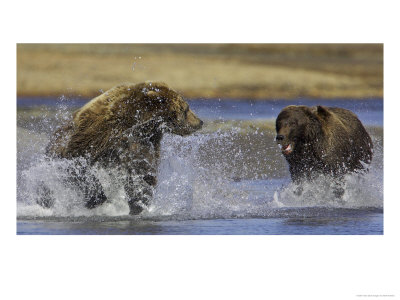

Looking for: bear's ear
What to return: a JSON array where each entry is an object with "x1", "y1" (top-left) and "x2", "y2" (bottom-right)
[
  {"x1": 146, "y1": 90, "x2": 163, "y2": 101},
  {"x1": 146, "y1": 91, "x2": 158, "y2": 98},
  {"x1": 145, "y1": 90, "x2": 168, "y2": 108},
  {"x1": 315, "y1": 105, "x2": 331, "y2": 119}
]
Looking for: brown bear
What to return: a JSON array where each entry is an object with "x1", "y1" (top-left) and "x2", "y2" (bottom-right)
[
  {"x1": 275, "y1": 105, "x2": 373, "y2": 195},
  {"x1": 44, "y1": 81, "x2": 203, "y2": 214}
]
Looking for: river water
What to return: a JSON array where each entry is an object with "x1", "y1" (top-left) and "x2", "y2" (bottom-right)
[{"x1": 16, "y1": 98, "x2": 383, "y2": 234}]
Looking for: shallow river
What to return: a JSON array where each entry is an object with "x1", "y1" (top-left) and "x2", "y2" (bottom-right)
[{"x1": 16, "y1": 98, "x2": 383, "y2": 234}]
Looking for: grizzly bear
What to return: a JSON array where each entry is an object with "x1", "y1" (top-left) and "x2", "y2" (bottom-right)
[
  {"x1": 275, "y1": 105, "x2": 373, "y2": 195},
  {"x1": 44, "y1": 81, "x2": 203, "y2": 214}
]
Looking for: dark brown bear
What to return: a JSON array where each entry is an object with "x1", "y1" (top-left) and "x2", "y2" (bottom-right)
[
  {"x1": 275, "y1": 105, "x2": 373, "y2": 194},
  {"x1": 44, "y1": 81, "x2": 203, "y2": 214}
]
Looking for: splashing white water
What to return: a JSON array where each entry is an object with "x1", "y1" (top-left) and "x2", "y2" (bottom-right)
[
  {"x1": 17, "y1": 121, "x2": 383, "y2": 219},
  {"x1": 273, "y1": 172, "x2": 382, "y2": 209}
]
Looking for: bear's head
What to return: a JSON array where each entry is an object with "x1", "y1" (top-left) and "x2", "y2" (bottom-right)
[
  {"x1": 136, "y1": 81, "x2": 203, "y2": 136},
  {"x1": 275, "y1": 105, "x2": 327, "y2": 157}
]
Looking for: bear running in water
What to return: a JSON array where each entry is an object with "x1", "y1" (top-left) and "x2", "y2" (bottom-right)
[
  {"x1": 275, "y1": 105, "x2": 373, "y2": 196},
  {"x1": 44, "y1": 81, "x2": 203, "y2": 215}
]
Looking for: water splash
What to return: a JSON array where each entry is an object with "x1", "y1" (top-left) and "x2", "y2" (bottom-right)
[{"x1": 17, "y1": 107, "x2": 383, "y2": 220}]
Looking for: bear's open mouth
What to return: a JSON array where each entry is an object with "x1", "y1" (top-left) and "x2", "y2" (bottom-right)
[{"x1": 281, "y1": 144, "x2": 293, "y2": 155}]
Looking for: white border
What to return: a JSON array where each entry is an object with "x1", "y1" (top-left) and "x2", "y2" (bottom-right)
[{"x1": 3, "y1": 1, "x2": 399, "y2": 299}]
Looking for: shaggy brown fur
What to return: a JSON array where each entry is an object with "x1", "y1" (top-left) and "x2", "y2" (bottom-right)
[
  {"x1": 45, "y1": 81, "x2": 203, "y2": 214},
  {"x1": 275, "y1": 105, "x2": 373, "y2": 191}
]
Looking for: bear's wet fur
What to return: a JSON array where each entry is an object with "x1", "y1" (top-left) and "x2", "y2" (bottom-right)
[
  {"x1": 275, "y1": 105, "x2": 373, "y2": 195},
  {"x1": 45, "y1": 81, "x2": 203, "y2": 214}
]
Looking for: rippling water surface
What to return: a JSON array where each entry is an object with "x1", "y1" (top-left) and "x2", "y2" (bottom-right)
[{"x1": 17, "y1": 98, "x2": 383, "y2": 234}]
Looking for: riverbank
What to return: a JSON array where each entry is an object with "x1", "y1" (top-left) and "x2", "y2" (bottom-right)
[{"x1": 17, "y1": 44, "x2": 383, "y2": 99}]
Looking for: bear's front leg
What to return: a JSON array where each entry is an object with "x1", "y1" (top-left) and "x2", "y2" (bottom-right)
[
  {"x1": 66, "y1": 164, "x2": 108, "y2": 209},
  {"x1": 36, "y1": 181, "x2": 55, "y2": 208},
  {"x1": 289, "y1": 171, "x2": 304, "y2": 196},
  {"x1": 331, "y1": 177, "x2": 345, "y2": 199},
  {"x1": 83, "y1": 174, "x2": 108, "y2": 209},
  {"x1": 124, "y1": 174, "x2": 156, "y2": 215}
]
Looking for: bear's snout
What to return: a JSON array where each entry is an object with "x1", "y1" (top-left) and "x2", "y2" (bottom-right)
[
  {"x1": 194, "y1": 118, "x2": 204, "y2": 129},
  {"x1": 186, "y1": 109, "x2": 203, "y2": 130},
  {"x1": 275, "y1": 132, "x2": 294, "y2": 155}
]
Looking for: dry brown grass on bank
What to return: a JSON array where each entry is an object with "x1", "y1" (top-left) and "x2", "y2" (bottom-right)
[{"x1": 17, "y1": 44, "x2": 383, "y2": 99}]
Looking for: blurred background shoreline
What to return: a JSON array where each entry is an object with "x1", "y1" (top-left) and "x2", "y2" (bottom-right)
[{"x1": 17, "y1": 43, "x2": 383, "y2": 100}]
